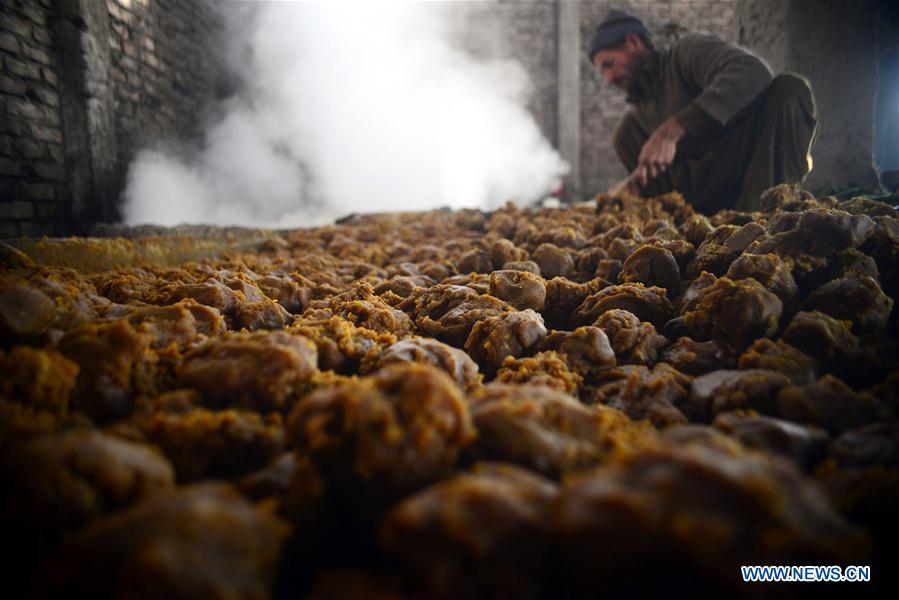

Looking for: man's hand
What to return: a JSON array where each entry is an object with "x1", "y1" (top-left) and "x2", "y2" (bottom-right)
[{"x1": 635, "y1": 116, "x2": 685, "y2": 187}]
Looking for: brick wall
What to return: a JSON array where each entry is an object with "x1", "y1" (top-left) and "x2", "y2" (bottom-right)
[
  {"x1": 106, "y1": 0, "x2": 223, "y2": 181},
  {"x1": 0, "y1": 0, "x2": 67, "y2": 237},
  {"x1": 0, "y1": 0, "x2": 222, "y2": 237},
  {"x1": 579, "y1": 0, "x2": 738, "y2": 197}
]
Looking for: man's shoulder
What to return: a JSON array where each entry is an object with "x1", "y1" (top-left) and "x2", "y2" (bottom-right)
[
  {"x1": 667, "y1": 32, "x2": 748, "y2": 68},
  {"x1": 671, "y1": 32, "x2": 733, "y2": 52}
]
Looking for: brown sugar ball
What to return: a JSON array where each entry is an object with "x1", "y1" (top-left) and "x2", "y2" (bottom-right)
[
  {"x1": 618, "y1": 244, "x2": 681, "y2": 292},
  {"x1": 488, "y1": 269, "x2": 546, "y2": 311},
  {"x1": 286, "y1": 363, "x2": 475, "y2": 511},
  {"x1": 37, "y1": 483, "x2": 288, "y2": 599},
  {"x1": 0, "y1": 282, "x2": 56, "y2": 340},
  {"x1": 464, "y1": 309, "x2": 547, "y2": 377},
  {"x1": 531, "y1": 243, "x2": 575, "y2": 279},
  {"x1": 682, "y1": 276, "x2": 782, "y2": 352},
  {"x1": 380, "y1": 463, "x2": 559, "y2": 598},
  {"x1": 495, "y1": 350, "x2": 582, "y2": 394},
  {"x1": 468, "y1": 384, "x2": 652, "y2": 477},
  {"x1": 361, "y1": 337, "x2": 482, "y2": 392},
  {"x1": 178, "y1": 330, "x2": 318, "y2": 412},
  {"x1": 538, "y1": 326, "x2": 616, "y2": 378},
  {"x1": 1, "y1": 429, "x2": 174, "y2": 543},
  {"x1": 551, "y1": 441, "x2": 867, "y2": 595},
  {"x1": 592, "y1": 308, "x2": 667, "y2": 366},
  {"x1": 573, "y1": 283, "x2": 674, "y2": 329},
  {"x1": 57, "y1": 319, "x2": 159, "y2": 423}
]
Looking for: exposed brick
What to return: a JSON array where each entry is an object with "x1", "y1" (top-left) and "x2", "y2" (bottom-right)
[
  {"x1": 0, "y1": 116, "x2": 28, "y2": 136},
  {"x1": 0, "y1": 180, "x2": 14, "y2": 199},
  {"x1": 47, "y1": 144, "x2": 63, "y2": 162},
  {"x1": 110, "y1": 20, "x2": 130, "y2": 39},
  {"x1": 0, "y1": 74, "x2": 27, "y2": 95},
  {"x1": 23, "y1": 183, "x2": 55, "y2": 201},
  {"x1": 0, "y1": 32, "x2": 21, "y2": 53},
  {"x1": 31, "y1": 85, "x2": 59, "y2": 108},
  {"x1": 32, "y1": 25, "x2": 51, "y2": 46},
  {"x1": 15, "y1": 138, "x2": 50, "y2": 159},
  {"x1": 110, "y1": 6, "x2": 134, "y2": 26},
  {"x1": 108, "y1": 2, "x2": 124, "y2": 21},
  {"x1": 7, "y1": 98, "x2": 59, "y2": 125},
  {"x1": 20, "y1": 3, "x2": 49, "y2": 27},
  {"x1": 34, "y1": 161, "x2": 65, "y2": 181},
  {"x1": 0, "y1": 158, "x2": 21, "y2": 177},
  {"x1": 42, "y1": 67, "x2": 57, "y2": 87},
  {"x1": 0, "y1": 223, "x2": 21, "y2": 238},
  {"x1": 0, "y1": 201, "x2": 35, "y2": 219},
  {"x1": 2, "y1": 14, "x2": 33, "y2": 39},
  {"x1": 35, "y1": 202, "x2": 64, "y2": 219},
  {"x1": 5, "y1": 57, "x2": 42, "y2": 80},
  {"x1": 17, "y1": 222, "x2": 37, "y2": 236},
  {"x1": 8, "y1": 98, "x2": 44, "y2": 121},
  {"x1": 37, "y1": 101, "x2": 59, "y2": 124},
  {"x1": 30, "y1": 124, "x2": 63, "y2": 144},
  {"x1": 120, "y1": 56, "x2": 138, "y2": 72},
  {"x1": 31, "y1": 221, "x2": 61, "y2": 236},
  {"x1": 123, "y1": 88, "x2": 140, "y2": 103},
  {"x1": 21, "y1": 43, "x2": 51, "y2": 65}
]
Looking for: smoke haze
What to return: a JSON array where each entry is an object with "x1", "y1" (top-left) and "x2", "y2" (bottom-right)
[{"x1": 122, "y1": 1, "x2": 568, "y2": 228}]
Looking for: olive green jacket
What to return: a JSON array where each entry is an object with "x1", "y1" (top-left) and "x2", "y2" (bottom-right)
[{"x1": 627, "y1": 33, "x2": 773, "y2": 137}]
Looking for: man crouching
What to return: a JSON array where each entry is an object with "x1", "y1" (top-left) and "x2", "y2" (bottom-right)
[{"x1": 592, "y1": 9, "x2": 817, "y2": 213}]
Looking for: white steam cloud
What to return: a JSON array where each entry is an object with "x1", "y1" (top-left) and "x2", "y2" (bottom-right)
[{"x1": 123, "y1": 1, "x2": 568, "y2": 228}]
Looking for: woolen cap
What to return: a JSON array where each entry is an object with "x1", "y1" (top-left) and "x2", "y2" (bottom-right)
[{"x1": 588, "y1": 9, "x2": 651, "y2": 62}]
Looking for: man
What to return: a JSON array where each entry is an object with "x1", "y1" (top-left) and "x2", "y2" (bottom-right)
[{"x1": 590, "y1": 9, "x2": 817, "y2": 212}]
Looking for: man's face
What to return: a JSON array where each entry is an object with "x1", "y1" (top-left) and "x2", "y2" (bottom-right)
[{"x1": 593, "y1": 35, "x2": 647, "y2": 94}]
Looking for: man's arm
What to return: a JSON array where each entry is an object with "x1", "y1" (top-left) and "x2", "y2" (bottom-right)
[
  {"x1": 635, "y1": 116, "x2": 683, "y2": 187},
  {"x1": 635, "y1": 34, "x2": 772, "y2": 188},
  {"x1": 671, "y1": 33, "x2": 773, "y2": 130}
]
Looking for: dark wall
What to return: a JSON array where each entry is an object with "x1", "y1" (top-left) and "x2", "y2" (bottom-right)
[
  {"x1": 736, "y1": 0, "x2": 881, "y2": 192},
  {"x1": 875, "y1": 2, "x2": 899, "y2": 187},
  {"x1": 107, "y1": 0, "x2": 223, "y2": 186},
  {"x1": 0, "y1": 0, "x2": 68, "y2": 237},
  {"x1": 0, "y1": 0, "x2": 223, "y2": 237}
]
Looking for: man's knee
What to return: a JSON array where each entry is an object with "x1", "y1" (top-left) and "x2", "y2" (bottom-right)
[
  {"x1": 612, "y1": 111, "x2": 646, "y2": 170},
  {"x1": 766, "y1": 73, "x2": 814, "y2": 110}
]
